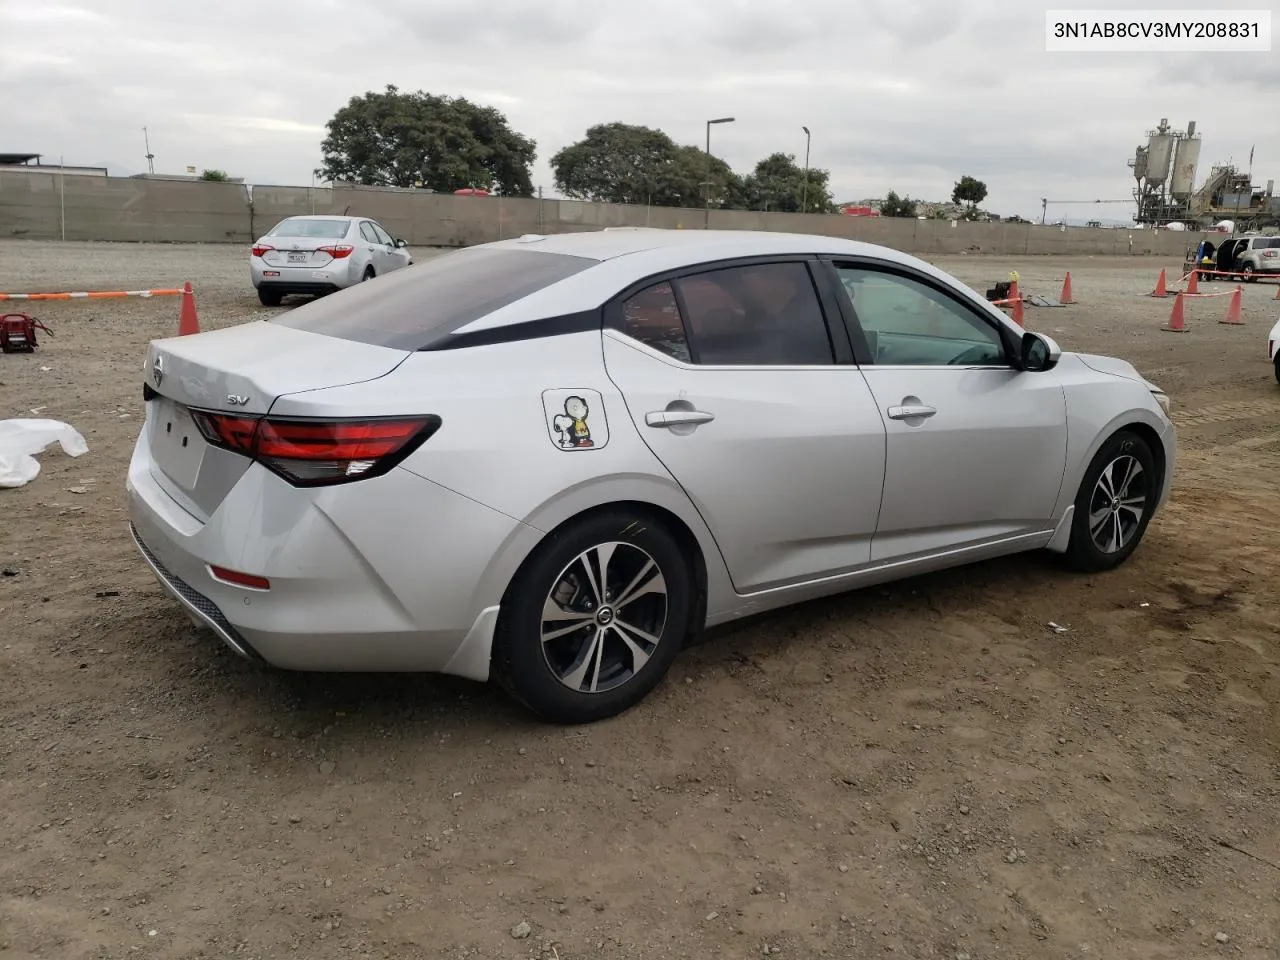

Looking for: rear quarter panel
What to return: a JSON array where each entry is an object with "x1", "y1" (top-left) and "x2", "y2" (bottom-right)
[{"x1": 266, "y1": 330, "x2": 738, "y2": 622}]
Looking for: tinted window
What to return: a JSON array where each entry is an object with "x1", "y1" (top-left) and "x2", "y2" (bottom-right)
[
  {"x1": 834, "y1": 265, "x2": 1005, "y2": 366},
  {"x1": 268, "y1": 218, "x2": 350, "y2": 239},
  {"x1": 675, "y1": 262, "x2": 834, "y2": 365},
  {"x1": 1253, "y1": 237, "x2": 1280, "y2": 249},
  {"x1": 620, "y1": 281, "x2": 691, "y2": 362},
  {"x1": 272, "y1": 247, "x2": 597, "y2": 350}
]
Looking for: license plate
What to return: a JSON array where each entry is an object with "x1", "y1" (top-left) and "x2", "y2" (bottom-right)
[
  {"x1": 287, "y1": 252, "x2": 307, "y2": 264},
  {"x1": 150, "y1": 399, "x2": 205, "y2": 490}
]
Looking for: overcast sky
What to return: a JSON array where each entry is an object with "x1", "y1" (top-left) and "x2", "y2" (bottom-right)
[{"x1": 2, "y1": 0, "x2": 1277, "y2": 221}]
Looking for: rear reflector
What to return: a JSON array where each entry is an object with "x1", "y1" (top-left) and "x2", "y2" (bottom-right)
[
  {"x1": 210, "y1": 565, "x2": 271, "y2": 590},
  {"x1": 191, "y1": 412, "x2": 441, "y2": 486}
]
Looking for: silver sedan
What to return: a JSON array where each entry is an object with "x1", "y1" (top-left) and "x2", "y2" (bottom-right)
[
  {"x1": 131, "y1": 228, "x2": 1176, "y2": 724},
  {"x1": 249, "y1": 215, "x2": 412, "y2": 306}
]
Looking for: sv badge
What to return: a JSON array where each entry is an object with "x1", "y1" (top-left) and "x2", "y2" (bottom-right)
[{"x1": 226, "y1": 394, "x2": 250, "y2": 406}]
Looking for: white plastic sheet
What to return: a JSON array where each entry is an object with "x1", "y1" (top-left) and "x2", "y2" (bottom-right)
[{"x1": 0, "y1": 419, "x2": 89, "y2": 489}]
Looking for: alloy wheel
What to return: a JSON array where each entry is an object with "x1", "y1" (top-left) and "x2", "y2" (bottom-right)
[
  {"x1": 540, "y1": 541, "x2": 668, "y2": 694},
  {"x1": 1088, "y1": 454, "x2": 1148, "y2": 554}
]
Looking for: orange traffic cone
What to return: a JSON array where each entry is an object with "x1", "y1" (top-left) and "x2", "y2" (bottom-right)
[
  {"x1": 1059, "y1": 272, "x2": 1075, "y2": 304},
  {"x1": 178, "y1": 281, "x2": 200, "y2": 336},
  {"x1": 1219, "y1": 285, "x2": 1243, "y2": 325},
  {"x1": 1009, "y1": 279, "x2": 1024, "y2": 326},
  {"x1": 1186, "y1": 269, "x2": 1199, "y2": 295},
  {"x1": 1150, "y1": 268, "x2": 1169, "y2": 298},
  {"x1": 1163, "y1": 292, "x2": 1186, "y2": 332}
]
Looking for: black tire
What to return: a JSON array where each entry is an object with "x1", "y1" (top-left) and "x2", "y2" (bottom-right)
[
  {"x1": 1242, "y1": 264, "x2": 1255, "y2": 283},
  {"x1": 1063, "y1": 429, "x2": 1158, "y2": 573},
  {"x1": 1274, "y1": 355, "x2": 1280, "y2": 385},
  {"x1": 492, "y1": 510, "x2": 693, "y2": 724},
  {"x1": 257, "y1": 288, "x2": 283, "y2": 307},
  {"x1": 361, "y1": 266, "x2": 375, "y2": 282}
]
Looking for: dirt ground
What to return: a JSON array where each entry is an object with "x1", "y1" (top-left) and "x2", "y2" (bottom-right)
[{"x1": 1, "y1": 239, "x2": 1278, "y2": 960}]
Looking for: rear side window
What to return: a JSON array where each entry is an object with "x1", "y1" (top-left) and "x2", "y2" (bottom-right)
[
  {"x1": 268, "y1": 218, "x2": 350, "y2": 239},
  {"x1": 617, "y1": 261, "x2": 834, "y2": 366},
  {"x1": 271, "y1": 247, "x2": 598, "y2": 350},
  {"x1": 1253, "y1": 237, "x2": 1280, "y2": 249}
]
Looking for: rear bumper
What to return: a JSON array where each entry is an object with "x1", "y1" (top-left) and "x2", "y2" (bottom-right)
[
  {"x1": 250, "y1": 257, "x2": 356, "y2": 292},
  {"x1": 125, "y1": 431, "x2": 527, "y2": 679},
  {"x1": 255, "y1": 280, "x2": 341, "y2": 297}
]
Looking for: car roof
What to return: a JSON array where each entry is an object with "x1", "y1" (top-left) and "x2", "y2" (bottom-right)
[
  {"x1": 479, "y1": 227, "x2": 907, "y2": 264},
  {"x1": 275, "y1": 214, "x2": 358, "y2": 221},
  {"x1": 451, "y1": 228, "x2": 973, "y2": 335}
]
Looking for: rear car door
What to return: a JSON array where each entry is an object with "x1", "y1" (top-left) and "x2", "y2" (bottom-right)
[
  {"x1": 358, "y1": 221, "x2": 388, "y2": 274},
  {"x1": 601, "y1": 257, "x2": 887, "y2": 595},
  {"x1": 824, "y1": 259, "x2": 1068, "y2": 563}
]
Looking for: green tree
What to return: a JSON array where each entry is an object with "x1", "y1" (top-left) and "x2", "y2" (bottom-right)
[
  {"x1": 951, "y1": 175, "x2": 988, "y2": 218},
  {"x1": 199, "y1": 169, "x2": 229, "y2": 181},
  {"x1": 551, "y1": 123, "x2": 742, "y2": 209},
  {"x1": 318, "y1": 84, "x2": 536, "y2": 196},
  {"x1": 737, "y1": 152, "x2": 835, "y2": 213},
  {"x1": 879, "y1": 190, "x2": 917, "y2": 218}
]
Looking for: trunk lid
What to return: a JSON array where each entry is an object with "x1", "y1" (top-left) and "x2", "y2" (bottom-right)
[
  {"x1": 259, "y1": 236, "x2": 340, "y2": 268},
  {"x1": 142, "y1": 320, "x2": 408, "y2": 520}
]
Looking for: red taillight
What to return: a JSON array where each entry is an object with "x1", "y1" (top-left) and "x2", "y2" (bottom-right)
[
  {"x1": 251, "y1": 244, "x2": 274, "y2": 257},
  {"x1": 191, "y1": 412, "x2": 440, "y2": 486},
  {"x1": 209, "y1": 565, "x2": 271, "y2": 591},
  {"x1": 1262, "y1": 250, "x2": 1277, "y2": 258},
  {"x1": 318, "y1": 244, "x2": 354, "y2": 259}
]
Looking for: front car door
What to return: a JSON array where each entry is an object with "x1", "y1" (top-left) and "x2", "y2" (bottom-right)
[
  {"x1": 822, "y1": 258, "x2": 1068, "y2": 563},
  {"x1": 601, "y1": 257, "x2": 888, "y2": 595},
  {"x1": 369, "y1": 221, "x2": 407, "y2": 271}
]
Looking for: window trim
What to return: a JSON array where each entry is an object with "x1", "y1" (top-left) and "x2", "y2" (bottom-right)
[
  {"x1": 816, "y1": 256, "x2": 1023, "y2": 369},
  {"x1": 604, "y1": 254, "x2": 856, "y2": 369}
]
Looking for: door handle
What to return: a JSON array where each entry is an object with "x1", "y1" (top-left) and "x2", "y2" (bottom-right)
[
  {"x1": 645, "y1": 409, "x2": 715, "y2": 428},
  {"x1": 887, "y1": 403, "x2": 936, "y2": 421}
]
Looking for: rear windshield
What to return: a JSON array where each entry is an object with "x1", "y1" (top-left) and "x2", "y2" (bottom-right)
[
  {"x1": 270, "y1": 247, "x2": 599, "y2": 350},
  {"x1": 268, "y1": 218, "x2": 350, "y2": 239}
]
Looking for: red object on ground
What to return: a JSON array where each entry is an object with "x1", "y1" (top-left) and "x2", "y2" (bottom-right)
[
  {"x1": 453, "y1": 188, "x2": 491, "y2": 196},
  {"x1": 1009, "y1": 280, "x2": 1024, "y2": 326},
  {"x1": 1059, "y1": 272, "x2": 1075, "y2": 304},
  {"x1": 1150, "y1": 268, "x2": 1169, "y2": 298},
  {"x1": 178, "y1": 281, "x2": 200, "y2": 336},
  {"x1": 1163, "y1": 293, "x2": 1186, "y2": 332},
  {"x1": 1220, "y1": 286, "x2": 1243, "y2": 325},
  {"x1": 0, "y1": 313, "x2": 52, "y2": 352},
  {"x1": 1186, "y1": 269, "x2": 1200, "y2": 295},
  {"x1": 840, "y1": 205, "x2": 880, "y2": 217}
]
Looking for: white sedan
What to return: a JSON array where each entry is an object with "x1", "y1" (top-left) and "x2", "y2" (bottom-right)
[
  {"x1": 131, "y1": 228, "x2": 1176, "y2": 724},
  {"x1": 249, "y1": 215, "x2": 412, "y2": 306}
]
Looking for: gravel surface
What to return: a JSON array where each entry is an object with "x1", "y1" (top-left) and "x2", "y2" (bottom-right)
[{"x1": 2, "y1": 239, "x2": 1279, "y2": 960}]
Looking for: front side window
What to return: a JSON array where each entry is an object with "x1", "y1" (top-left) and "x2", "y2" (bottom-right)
[
  {"x1": 834, "y1": 265, "x2": 1005, "y2": 366},
  {"x1": 370, "y1": 222, "x2": 395, "y2": 245},
  {"x1": 359, "y1": 222, "x2": 380, "y2": 243}
]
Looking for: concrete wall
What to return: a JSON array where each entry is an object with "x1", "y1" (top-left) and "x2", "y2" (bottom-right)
[{"x1": 1, "y1": 170, "x2": 1205, "y2": 257}]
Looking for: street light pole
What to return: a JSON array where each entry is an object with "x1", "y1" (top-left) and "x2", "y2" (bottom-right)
[
  {"x1": 704, "y1": 116, "x2": 735, "y2": 228},
  {"x1": 801, "y1": 126, "x2": 811, "y2": 213}
]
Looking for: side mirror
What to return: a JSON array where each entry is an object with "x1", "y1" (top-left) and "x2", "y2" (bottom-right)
[
  {"x1": 394, "y1": 238, "x2": 408, "y2": 249},
  {"x1": 1020, "y1": 331, "x2": 1061, "y2": 372}
]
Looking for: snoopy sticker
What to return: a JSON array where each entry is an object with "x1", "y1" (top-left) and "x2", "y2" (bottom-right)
[
  {"x1": 543, "y1": 389, "x2": 609, "y2": 451},
  {"x1": 552, "y1": 395, "x2": 594, "y2": 449}
]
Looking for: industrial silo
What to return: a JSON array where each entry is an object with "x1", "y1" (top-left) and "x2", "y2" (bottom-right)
[
  {"x1": 1131, "y1": 145, "x2": 1149, "y2": 181},
  {"x1": 1171, "y1": 122, "x2": 1201, "y2": 199},
  {"x1": 1146, "y1": 120, "x2": 1175, "y2": 184}
]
